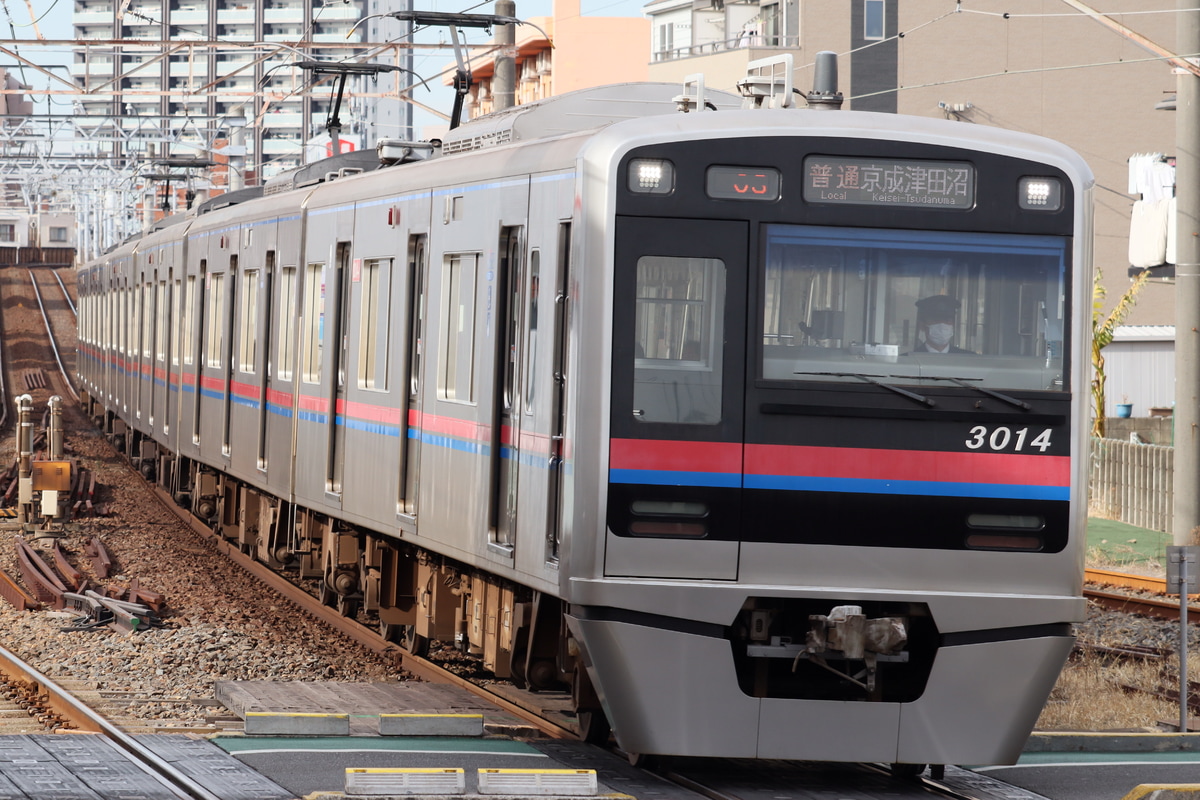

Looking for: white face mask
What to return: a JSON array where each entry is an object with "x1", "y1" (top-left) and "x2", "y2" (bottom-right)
[{"x1": 926, "y1": 322, "x2": 954, "y2": 349}]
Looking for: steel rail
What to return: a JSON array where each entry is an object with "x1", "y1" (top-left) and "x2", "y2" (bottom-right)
[
  {"x1": 27, "y1": 270, "x2": 78, "y2": 402},
  {"x1": 1085, "y1": 587, "x2": 1200, "y2": 624},
  {"x1": 0, "y1": 639, "x2": 224, "y2": 800},
  {"x1": 1085, "y1": 567, "x2": 1169, "y2": 595},
  {"x1": 142, "y1": 481, "x2": 577, "y2": 742},
  {"x1": 51, "y1": 269, "x2": 77, "y2": 318}
]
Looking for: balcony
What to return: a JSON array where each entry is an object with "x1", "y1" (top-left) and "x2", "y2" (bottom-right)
[
  {"x1": 168, "y1": 61, "x2": 212, "y2": 77},
  {"x1": 216, "y1": 8, "x2": 254, "y2": 24},
  {"x1": 170, "y1": 9, "x2": 208, "y2": 25},
  {"x1": 71, "y1": 60, "x2": 115, "y2": 78},
  {"x1": 260, "y1": 111, "x2": 302, "y2": 129},
  {"x1": 74, "y1": 9, "x2": 113, "y2": 24},
  {"x1": 263, "y1": 7, "x2": 302, "y2": 23}
]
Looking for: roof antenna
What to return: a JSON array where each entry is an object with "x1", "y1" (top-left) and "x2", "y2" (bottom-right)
[{"x1": 806, "y1": 51, "x2": 844, "y2": 110}]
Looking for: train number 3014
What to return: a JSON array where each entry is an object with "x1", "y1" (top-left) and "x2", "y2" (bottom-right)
[{"x1": 964, "y1": 426, "x2": 1053, "y2": 452}]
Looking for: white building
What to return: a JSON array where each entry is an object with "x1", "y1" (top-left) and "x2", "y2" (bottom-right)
[{"x1": 71, "y1": 0, "x2": 413, "y2": 181}]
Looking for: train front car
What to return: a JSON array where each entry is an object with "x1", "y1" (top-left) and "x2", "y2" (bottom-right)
[{"x1": 566, "y1": 109, "x2": 1091, "y2": 766}]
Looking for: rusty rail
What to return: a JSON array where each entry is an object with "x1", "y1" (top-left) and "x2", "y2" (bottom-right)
[
  {"x1": 52, "y1": 541, "x2": 85, "y2": 592},
  {"x1": 14, "y1": 536, "x2": 67, "y2": 608},
  {"x1": 84, "y1": 536, "x2": 112, "y2": 578},
  {"x1": 0, "y1": 568, "x2": 40, "y2": 611}
]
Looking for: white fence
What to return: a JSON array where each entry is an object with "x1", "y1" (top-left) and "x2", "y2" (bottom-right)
[{"x1": 1089, "y1": 437, "x2": 1173, "y2": 532}]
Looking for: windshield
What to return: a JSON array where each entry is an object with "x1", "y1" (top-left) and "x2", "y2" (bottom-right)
[{"x1": 761, "y1": 225, "x2": 1068, "y2": 392}]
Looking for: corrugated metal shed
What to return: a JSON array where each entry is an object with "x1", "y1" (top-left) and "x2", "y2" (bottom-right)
[{"x1": 1104, "y1": 325, "x2": 1175, "y2": 416}]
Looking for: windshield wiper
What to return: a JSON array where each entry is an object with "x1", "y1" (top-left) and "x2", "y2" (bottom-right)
[
  {"x1": 918, "y1": 375, "x2": 1032, "y2": 410},
  {"x1": 796, "y1": 372, "x2": 935, "y2": 407}
]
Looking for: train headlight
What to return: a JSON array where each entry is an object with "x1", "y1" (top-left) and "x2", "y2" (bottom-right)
[
  {"x1": 628, "y1": 158, "x2": 675, "y2": 195},
  {"x1": 1018, "y1": 176, "x2": 1063, "y2": 211}
]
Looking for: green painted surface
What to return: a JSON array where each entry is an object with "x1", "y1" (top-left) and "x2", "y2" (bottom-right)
[
  {"x1": 213, "y1": 736, "x2": 542, "y2": 755},
  {"x1": 1087, "y1": 517, "x2": 1171, "y2": 567}
]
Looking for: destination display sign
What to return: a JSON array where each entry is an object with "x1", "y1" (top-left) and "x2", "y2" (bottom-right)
[{"x1": 803, "y1": 156, "x2": 975, "y2": 209}]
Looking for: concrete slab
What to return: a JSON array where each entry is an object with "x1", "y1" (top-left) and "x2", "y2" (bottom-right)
[
  {"x1": 216, "y1": 681, "x2": 534, "y2": 737},
  {"x1": 379, "y1": 714, "x2": 484, "y2": 737},
  {"x1": 244, "y1": 711, "x2": 350, "y2": 736}
]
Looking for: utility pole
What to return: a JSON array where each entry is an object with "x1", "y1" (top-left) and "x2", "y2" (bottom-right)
[
  {"x1": 494, "y1": 0, "x2": 517, "y2": 112},
  {"x1": 1174, "y1": 0, "x2": 1200, "y2": 547}
]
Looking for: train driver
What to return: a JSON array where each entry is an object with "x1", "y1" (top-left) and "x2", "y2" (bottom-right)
[{"x1": 913, "y1": 294, "x2": 973, "y2": 354}]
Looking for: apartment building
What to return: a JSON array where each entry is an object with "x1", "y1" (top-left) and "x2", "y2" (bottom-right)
[
  {"x1": 443, "y1": 0, "x2": 649, "y2": 123},
  {"x1": 71, "y1": 0, "x2": 412, "y2": 181},
  {"x1": 644, "y1": 0, "x2": 1179, "y2": 332}
]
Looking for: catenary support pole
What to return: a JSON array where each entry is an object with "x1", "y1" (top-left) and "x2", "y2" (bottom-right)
[
  {"x1": 494, "y1": 0, "x2": 516, "y2": 112},
  {"x1": 1173, "y1": 0, "x2": 1200, "y2": 547}
]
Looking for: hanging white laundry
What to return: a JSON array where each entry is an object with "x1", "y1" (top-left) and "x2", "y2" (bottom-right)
[
  {"x1": 1167, "y1": 195, "x2": 1178, "y2": 265},
  {"x1": 1129, "y1": 197, "x2": 1170, "y2": 268}
]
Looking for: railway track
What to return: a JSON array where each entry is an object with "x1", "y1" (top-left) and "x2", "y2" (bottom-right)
[
  {"x1": 0, "y1": 639, "x2": 228, "y2": 800},
  {"x1": 1084, "y1": 568, "x2": 1200, "y2": 623}
]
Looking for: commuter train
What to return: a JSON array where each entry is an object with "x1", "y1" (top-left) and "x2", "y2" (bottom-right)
[{"x1": 77, "y1": 62, "x2": 1091, "y2": 770}]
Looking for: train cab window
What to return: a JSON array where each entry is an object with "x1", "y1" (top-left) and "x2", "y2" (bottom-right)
[
  {"x1": 633, "y1": 255, "x2": 726, "y2": 425},
  {"x1": 760, "y1": 225, "x2": 1068, "y2": 393}
]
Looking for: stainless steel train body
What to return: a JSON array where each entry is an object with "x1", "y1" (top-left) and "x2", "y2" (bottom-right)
[{"x1": 77, "y1": 80, "x2": 1092, "y2": 767}]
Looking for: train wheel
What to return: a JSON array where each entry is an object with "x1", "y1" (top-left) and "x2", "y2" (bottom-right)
[
  {"x1": 336, "y1": 595, "x2": 359, "y2": 619},
  {"x1": 889, "y1": 763, "x2": 926, "y2": 779},
  {"x1": 527, "y1": 658, "x2": 558, "y2": 691},
  {"x1": 508, "y1": 629, "x2": 529, "y2": 690},
  {"x1": 379, "y1": 621, "x2": 400, "y2": 643},
  {"x1": 402, "y1": 626, "x2": 428, "y2": 657},
  {"x1": 576, "y1": 711, "x2": 611, "y2": 745},
  {"x1": 626, "y1": 752, "x2": 661, "y2": 769}
]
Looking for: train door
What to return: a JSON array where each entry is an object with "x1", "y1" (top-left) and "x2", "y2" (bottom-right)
[
  {"x1": 546, "y1": 224, "x2": 571, "y2": 564},
  {"x1": 192, "y1": 260, "x2": 207, "y2": 445},
  {"x1": 491, "y1": 227, "x2": 525, "y2": 552},
  {"x1": 605, "y1": 217, "x2": 748, "y2": 580},
  {"x1": 257, "y1": 255, "x2": 274, "y2": 472},
  {"x1": 222, "y1": 255, "x2": 238, "y2": 458},
  {"x1": 152, "y1": 273, "x2": 167, "y2": 434},
  {"x1": 400, "y1": 234, "x2": 427, "y2": 517},
  {"x1": 326, "y1": 243, "x2": 351, "y2": 497},
  {"x1": 135, "y1": 276, "x2": 149, "y2": 426}
]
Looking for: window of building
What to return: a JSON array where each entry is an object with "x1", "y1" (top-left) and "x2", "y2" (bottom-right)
[
  {"x1": 49, "y1": 227, "x2": 68, "y2": 242},
  {"x1": 864, "y1": 0, "x2": 885, "y2": 40},
  {"x1": 0, "y1": 224, "x2": 15, "y2": 243}
]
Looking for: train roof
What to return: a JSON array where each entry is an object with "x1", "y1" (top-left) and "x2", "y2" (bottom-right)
[{"x1": 437, "y1": 82, "x2": 743, "y2": 156}]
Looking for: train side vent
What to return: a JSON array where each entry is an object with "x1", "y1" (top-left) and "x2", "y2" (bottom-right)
[{"x1": 442, "y1": 129, "x2": 513, "y2": 155}]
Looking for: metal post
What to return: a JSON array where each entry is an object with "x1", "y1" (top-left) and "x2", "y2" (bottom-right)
[
  {"x1": 16, "y1": 394, "x2": 33, "y2": 524},
  {"x1": 1168, "y1": 545, "x2": 1197, "y2": 731},
  {"x1": 494, "y1": 0, "x2": 517, "y2": 112},
  {"x1": 1174, "y1": 0, "x2": 1200, "y2": 547},
  {"x1": 1182, "y1": 553, "x2": 1190, "y2": 733},
  {"x1": 48, "y1": 396, "x2": 63, "y2": 461}
]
